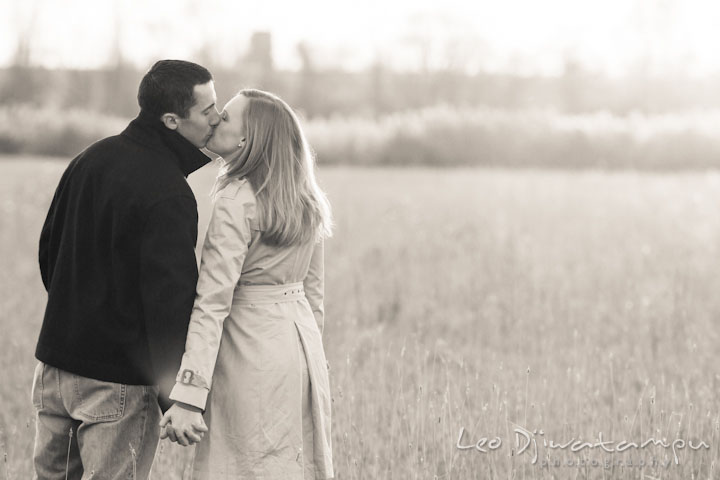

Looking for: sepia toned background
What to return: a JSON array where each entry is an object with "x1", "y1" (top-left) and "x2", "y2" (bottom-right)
[{"x1": 2, "y1": 0, "x2": 720, "y2": 478}]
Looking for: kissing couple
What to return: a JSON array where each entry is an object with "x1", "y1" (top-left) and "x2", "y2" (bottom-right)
[{"x1": 32, "y1": 59, "x2": 334, "y2": 480}]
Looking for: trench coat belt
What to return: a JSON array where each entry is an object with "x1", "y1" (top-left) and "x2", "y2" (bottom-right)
[{"x1": 232, "y1": 282, "x2": 306, "y2": 305}]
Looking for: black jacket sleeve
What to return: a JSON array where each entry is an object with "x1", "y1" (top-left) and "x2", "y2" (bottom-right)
[
  {"x1": 39, "y1": 195, "x2": 56, "y2": 292},
  {"x1": 139, "y1": 195, "x2": 199, "y2": 413},
  {"x1": 39, "y1": 163, "x2": 73, "y2": 291}
]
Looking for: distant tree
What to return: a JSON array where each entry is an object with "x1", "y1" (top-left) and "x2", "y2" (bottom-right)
[
  {"x1": 369, "y1": 55, "x2": 390, "y2": 116},
  {"x1": 401, "y1": 12, "x2": 433, "y2": 74},
  {"x1": 296, "y1": 41, "x2": 319, "y2": 117},
  {"x1": 246, "y1": 32, "x2": 273, "y2": 71},
  {"x1": 243, "y1": 32, "x2": 275, "y2": 89},
  {"x1": 1, "y1": 0, "x2": 43, "y2": 104},
  {"x1": 561, "y1": 55, "x2": 586, "y2": 113},
  {"x1": 99, "y1": 1, "x2": 137, "y2": 116},
  {"x1": 60, "y1": 69, "x2": 95, "y2": 110}
]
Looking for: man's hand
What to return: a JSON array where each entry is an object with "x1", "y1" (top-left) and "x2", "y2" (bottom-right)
[{"x1": 159, "y1": 402, "x2": 208, "y2": 447}]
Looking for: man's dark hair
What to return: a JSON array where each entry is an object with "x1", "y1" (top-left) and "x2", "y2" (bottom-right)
[{"x1": 138, "y1": 60, "x2": 213, "y2": 119}]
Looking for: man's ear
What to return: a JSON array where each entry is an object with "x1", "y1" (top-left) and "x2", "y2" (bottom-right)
[{"x1": 160, "y1": 113, "x2": 180, "y2": 130}]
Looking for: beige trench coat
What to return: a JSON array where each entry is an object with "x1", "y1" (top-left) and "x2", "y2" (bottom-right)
[{"x1": 169, "y1": 178, "x2": 333, "y2": 479}]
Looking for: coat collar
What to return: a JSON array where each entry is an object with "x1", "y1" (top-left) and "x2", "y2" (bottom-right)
[{"x1": 121, "y1": 109, "x2": 211, "y2": 177}]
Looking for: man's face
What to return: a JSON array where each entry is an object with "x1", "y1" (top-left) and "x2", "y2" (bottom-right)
[
  {"x1": 174, "y1": 81, "x2": 221, "y2": 148},
  {"x1": 206, "y1": 95, "x2": 249, "y2": 156}
]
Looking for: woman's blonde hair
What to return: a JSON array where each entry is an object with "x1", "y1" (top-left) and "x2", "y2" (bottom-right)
[{"x1": 213, "y1": 89, "x2": 332, "y2": 247}]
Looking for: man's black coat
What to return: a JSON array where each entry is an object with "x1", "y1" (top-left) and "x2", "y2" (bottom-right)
[{"x1": 36, "y1": 110, "x2": 210, "y2": 412}]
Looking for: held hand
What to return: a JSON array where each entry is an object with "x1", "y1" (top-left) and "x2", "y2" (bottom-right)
[{"x1": 159, "y1": 402, "x2": 208, "y2": 447}]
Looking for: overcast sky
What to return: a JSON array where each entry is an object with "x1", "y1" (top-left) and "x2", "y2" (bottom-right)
[{"x1": 2, "y1": 0, "x2": 719, "y2": 77}]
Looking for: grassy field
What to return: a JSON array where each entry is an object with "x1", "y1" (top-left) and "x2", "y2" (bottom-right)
[{"x1": 2, "y1": 155, "x2": 720, "y2": 479}]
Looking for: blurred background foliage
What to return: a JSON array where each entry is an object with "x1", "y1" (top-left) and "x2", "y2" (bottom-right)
[{"x1": 3, "y1": 1, "x2": 720, "y2": 169}]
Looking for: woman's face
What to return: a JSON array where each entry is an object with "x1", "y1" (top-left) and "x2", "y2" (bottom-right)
[{"x1": 206, "y1": 95, "x2": 249, "y2": 156}]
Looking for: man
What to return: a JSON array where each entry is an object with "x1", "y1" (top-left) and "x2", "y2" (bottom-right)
[{"x1": 32, "y1": 59, "x2": 220, "y2": 479}]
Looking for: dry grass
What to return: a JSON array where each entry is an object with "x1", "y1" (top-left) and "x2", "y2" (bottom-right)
[{"x1": 2, "y1": 156, "x2": 720, "y2": 479}]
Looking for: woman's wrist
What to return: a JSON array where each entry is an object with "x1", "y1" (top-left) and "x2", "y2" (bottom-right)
[{"x1": 174, "y1": 401, "x2": 203, "y2": 413}]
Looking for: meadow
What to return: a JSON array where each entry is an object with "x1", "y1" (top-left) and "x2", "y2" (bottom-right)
[{"x1": 2, "y1": 156, "x2": 720, "y2": 479}]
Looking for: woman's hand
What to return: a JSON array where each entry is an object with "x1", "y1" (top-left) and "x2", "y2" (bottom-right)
[{"x1": 159, "y1": 402, "x2": 208, "y2": 447}]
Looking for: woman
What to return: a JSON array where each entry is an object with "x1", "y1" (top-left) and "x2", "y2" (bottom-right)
[{"x1": 160, "y1": 89, "x2": 334, "y2": 479}]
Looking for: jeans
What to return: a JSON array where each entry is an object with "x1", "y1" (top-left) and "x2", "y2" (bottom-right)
[{"x1": 31, "y1": 362, "x2": 161, "y2": 480}]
